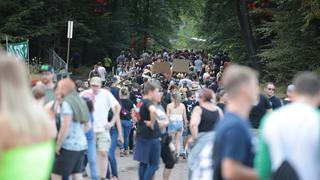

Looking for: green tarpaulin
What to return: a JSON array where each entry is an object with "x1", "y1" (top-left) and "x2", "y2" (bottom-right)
[{"x1": 6, "y1": 40, "x2": 29, "y2": 61}]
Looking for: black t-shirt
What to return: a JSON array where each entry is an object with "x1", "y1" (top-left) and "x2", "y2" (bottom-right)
[
  {"x1": 136, "y1": 76, "x2": 144, "y2": 85},
  {"x1": 269, "y1": 96, "x2": 282, "y2": 110},
  {"x1": 129, "y1": 91, "x2": 142, "y2": 104},
  {"x1": 120, "y1": 99, "x2": 134, "y2": 120},
  {"x1": 249, "y1": 94, "x2": 272, "y2": 129},
  {"x1": 136, "y1": 99, "x2": 161, "y2": 139},
  {"x1": 183, "y1": 99, "x2": 196, "y2": 121},
  {"x1": 110, "y1": 87, "x2": 120, "y2": 101}
]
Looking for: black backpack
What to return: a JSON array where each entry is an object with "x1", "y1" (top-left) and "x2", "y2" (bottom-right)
[{"x1": 271, "y1": 160, "x2": 299, "y2": 180}]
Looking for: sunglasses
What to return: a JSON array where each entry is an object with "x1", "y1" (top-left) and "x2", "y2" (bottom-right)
[{"x1": 268, "y1": 88, "x2": 275, "y2": 91}]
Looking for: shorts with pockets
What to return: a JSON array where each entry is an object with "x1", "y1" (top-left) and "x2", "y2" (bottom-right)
[{"x1": 96, "y1": 131, "x2": 111, "y2": 152}]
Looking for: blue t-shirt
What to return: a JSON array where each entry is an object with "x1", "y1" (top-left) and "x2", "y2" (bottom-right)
[
  {"x1": 85, "y1": 113, "x2": 95, "y2": 140},
  {"x1": 60, "y1": 102, "x2": 87, "y2": 151},
  {"x1": 214, "y1": 112, "x2": 254, "y2": 180}
]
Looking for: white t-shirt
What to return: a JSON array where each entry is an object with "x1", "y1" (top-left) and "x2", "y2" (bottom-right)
[
  {"x1": 80, "y1": 89, "x2": 119, "y2": 132},
  {"x1": 98, "y1": 66, "x2": 107, "y2": 81},
  {"x1": 260, "y1": 102, "x2": 320, "y2": 180}
]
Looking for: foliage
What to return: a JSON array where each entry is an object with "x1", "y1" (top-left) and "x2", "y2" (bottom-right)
[
  {"x1": 257, "y1": 0, "x2": 320, "y2": 84},
  {"x1": 198, "y1": 0, "x2": 249, "y2": 64},
  {"x1": 0, "y1": 0, "x2": 190, "y2": 63}
]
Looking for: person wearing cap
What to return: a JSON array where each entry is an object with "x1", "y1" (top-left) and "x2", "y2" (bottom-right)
[
  {"x1": 39, "y1": 64, "x2": 56, "y2": 105},
  {"x1": 283, "y1": 84, "x2": 295, "y2": 105},
  {"x1": 80, "y1": 77, "x2": 123, "y2": 180},
  {"x1": 109, "y1": 76, "x2": 121, "y2": 101}
]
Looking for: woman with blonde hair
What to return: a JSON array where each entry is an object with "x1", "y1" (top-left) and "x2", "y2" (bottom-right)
[
  {"x1": 0, "y1": 52, "x2": 55, "y2": 179},
  {"x1": 167, "y1": 92, "x2": 187, "y2": 161}
]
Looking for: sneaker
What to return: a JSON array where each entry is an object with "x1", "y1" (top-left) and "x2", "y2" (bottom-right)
[
  {"x1": 120, "y1": 149, "x2": 125, "y2": 157},
  {"x1": 82, "y1": 171, "x2": 88, "y2": 177}
]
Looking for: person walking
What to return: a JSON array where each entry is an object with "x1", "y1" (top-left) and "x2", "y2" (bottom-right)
[
  {"x1": 255, "y1": 72, "x2": 320, "y2": 180},
  {"x1": 188, "y1": 88, "x2": 222, "y2": 179},
  {"x1": 89, "y1": 64, "x2": 100, "y2": 79},
  {"x1": 97, "y1": 62, "x2": 107, "y2": 86},
  {"x1": 80, "y1": 94, "x2": 98, "y2": 180},
  {"x1": 133, "y1": 81, "x2": 161, "y2": 180},
  {"x1": 167, "y1": 92, "x2": 187, "y2": 161},
  {"x1": 119, "y1": 87, "x2": 135, "y2": 156},
  {"x1": 153, "y1": 90, "x2": 175, "y2": 180},
  {"x1": 0, "y1": 53, "x2": 55, "y2": 180},
  {"x1": 51, "y1": 78, "x2": 90, "y2": 180},
  {"x1": 80, "y1": 77, "x2": 123, "y2": 180},
  {"x1": 214, "y1": 65, "x2": 259, "y2": 180}
]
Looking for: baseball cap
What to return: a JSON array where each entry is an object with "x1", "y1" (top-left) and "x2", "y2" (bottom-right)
[
  {"x1": 111, "y1": 76, "x2": 120, "y2": 83},
  {"x1": 90, "y1": 77, "x2": 102, "y2": 87},
  {"x1": 39, "y1": 65, "x2": 54, "y2": 73}
]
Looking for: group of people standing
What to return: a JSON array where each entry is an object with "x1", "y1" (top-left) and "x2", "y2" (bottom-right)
[{"x1": 1, "y1": 48, "x2": 320, "y2": 180}]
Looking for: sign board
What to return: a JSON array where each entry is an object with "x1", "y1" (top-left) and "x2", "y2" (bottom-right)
[
  {"x1": 172, "y1": 59, "x2": 190, "y2": 73},
  {"x1": 153, "y1": 62, "x2": 171, "y2": 74},
  {"x1": 67, "y1": 21, "x2": 73, "y2": 39},
  {"x1": 7, "y1": 40, "x2": 29, "y2": 61}
]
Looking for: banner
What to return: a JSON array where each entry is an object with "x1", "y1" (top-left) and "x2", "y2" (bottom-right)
[{"x1": 7, "y1": 40, "x2": 29, "y2": 61}]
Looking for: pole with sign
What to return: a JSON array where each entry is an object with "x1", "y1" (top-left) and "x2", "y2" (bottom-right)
[{"x1": 66, "y1": 21, "x2": 73, "y2": 75}]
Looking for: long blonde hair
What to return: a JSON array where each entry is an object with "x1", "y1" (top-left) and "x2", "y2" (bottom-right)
[
  {"x1": 171, "y1": 92, "x2": 181, "y2": 108},
  {"x1": 0, "y1": 52, "x2": 52, "y2": 140}
]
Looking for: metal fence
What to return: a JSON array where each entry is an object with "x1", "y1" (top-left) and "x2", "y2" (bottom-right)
[{"x1": 49, "y1": 49, "x2": 70, "y2": 81}]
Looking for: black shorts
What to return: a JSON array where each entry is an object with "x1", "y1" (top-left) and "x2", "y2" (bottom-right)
[{"x1": 53, "y1": 148, "x2": 85, "y2": 176}]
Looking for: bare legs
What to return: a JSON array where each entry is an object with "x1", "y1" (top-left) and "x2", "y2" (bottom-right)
[
  {"x1": 51, "y1": 173, "x2": 83, "y2": 180},
  {"x1": 97, "y1": 151, "x2": 108, "y2": 179},
  {"x1": 171, "y1": 130, "x2": 183, "y2": 159}
]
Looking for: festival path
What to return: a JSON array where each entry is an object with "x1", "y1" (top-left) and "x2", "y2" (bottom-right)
[{"x1": 84, "y1": 151, "x2": 188, "y2": 180}]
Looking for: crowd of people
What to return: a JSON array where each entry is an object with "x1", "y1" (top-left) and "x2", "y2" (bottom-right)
[{"x1": 0, "y1": 48, "x2": 320, "y2": 180}]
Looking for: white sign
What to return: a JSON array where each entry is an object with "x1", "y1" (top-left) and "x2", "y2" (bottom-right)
[{"x1": 67, "y1": 21, "x2": 73, "y2": 39}]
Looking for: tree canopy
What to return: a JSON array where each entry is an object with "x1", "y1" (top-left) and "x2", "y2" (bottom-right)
[{"x1": 1, "y1": 0, "x2": 319, "y2": 84}]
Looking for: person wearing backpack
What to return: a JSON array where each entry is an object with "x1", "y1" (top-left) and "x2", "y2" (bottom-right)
[
  {"x1": 119, "y1": 87, "x2": 135, "y2": 157},
  {"x1": 255, "y1": 72, "x2": 320, "y2": 180},
  {"x1": 51, "y1": 78, "x2": 90, "y2": 180}
]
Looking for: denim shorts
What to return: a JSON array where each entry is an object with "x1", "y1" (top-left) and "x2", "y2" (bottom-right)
[{"x1": 168, "y1": 121, "x2": 183, "y2": 133}]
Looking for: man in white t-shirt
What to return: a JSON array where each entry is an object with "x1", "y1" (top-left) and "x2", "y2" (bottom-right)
[
  {"x1": 255, "y1": 72, "x2": 320, "y2": 180},
  {"x1": 81, "y1": 77, "x2": 123, "y2": 179},
  {"x1": 97, "y1": 62, "x2": 107, "y2": 86}
]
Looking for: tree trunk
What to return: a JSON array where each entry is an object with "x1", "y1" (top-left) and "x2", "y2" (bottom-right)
[{"x1": 236, "y1": 0, "x2": 259, "y2": 70}]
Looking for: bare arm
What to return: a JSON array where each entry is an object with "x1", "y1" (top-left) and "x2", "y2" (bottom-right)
[
  {"x1": 182, "y1": 104, "x2": 188, "y2": 127},
  {"x1": 149, "y1": 105, "x2": 157, "y2": 125},
  {"x1": 190, "y1": 106, "x2": 202, "y2": 139},
  {"x1": 158, "y1": 114, "x2": 169, "y2": 130},
  {"x1": 222, "y1": 158, "x2": 258, "y2": 180},
  {"x1": 109, "y1": 104, "x2": 121, "y2": 127},
  {"x1": 131, "y1": 108, "x2": 137, "y2": 122},
  {"x1": 166, "y1": 104, "x2": 171, "y2": 118},
  {"x1": 56, "y1": 115, "x2": 72, "y2": 149}
]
